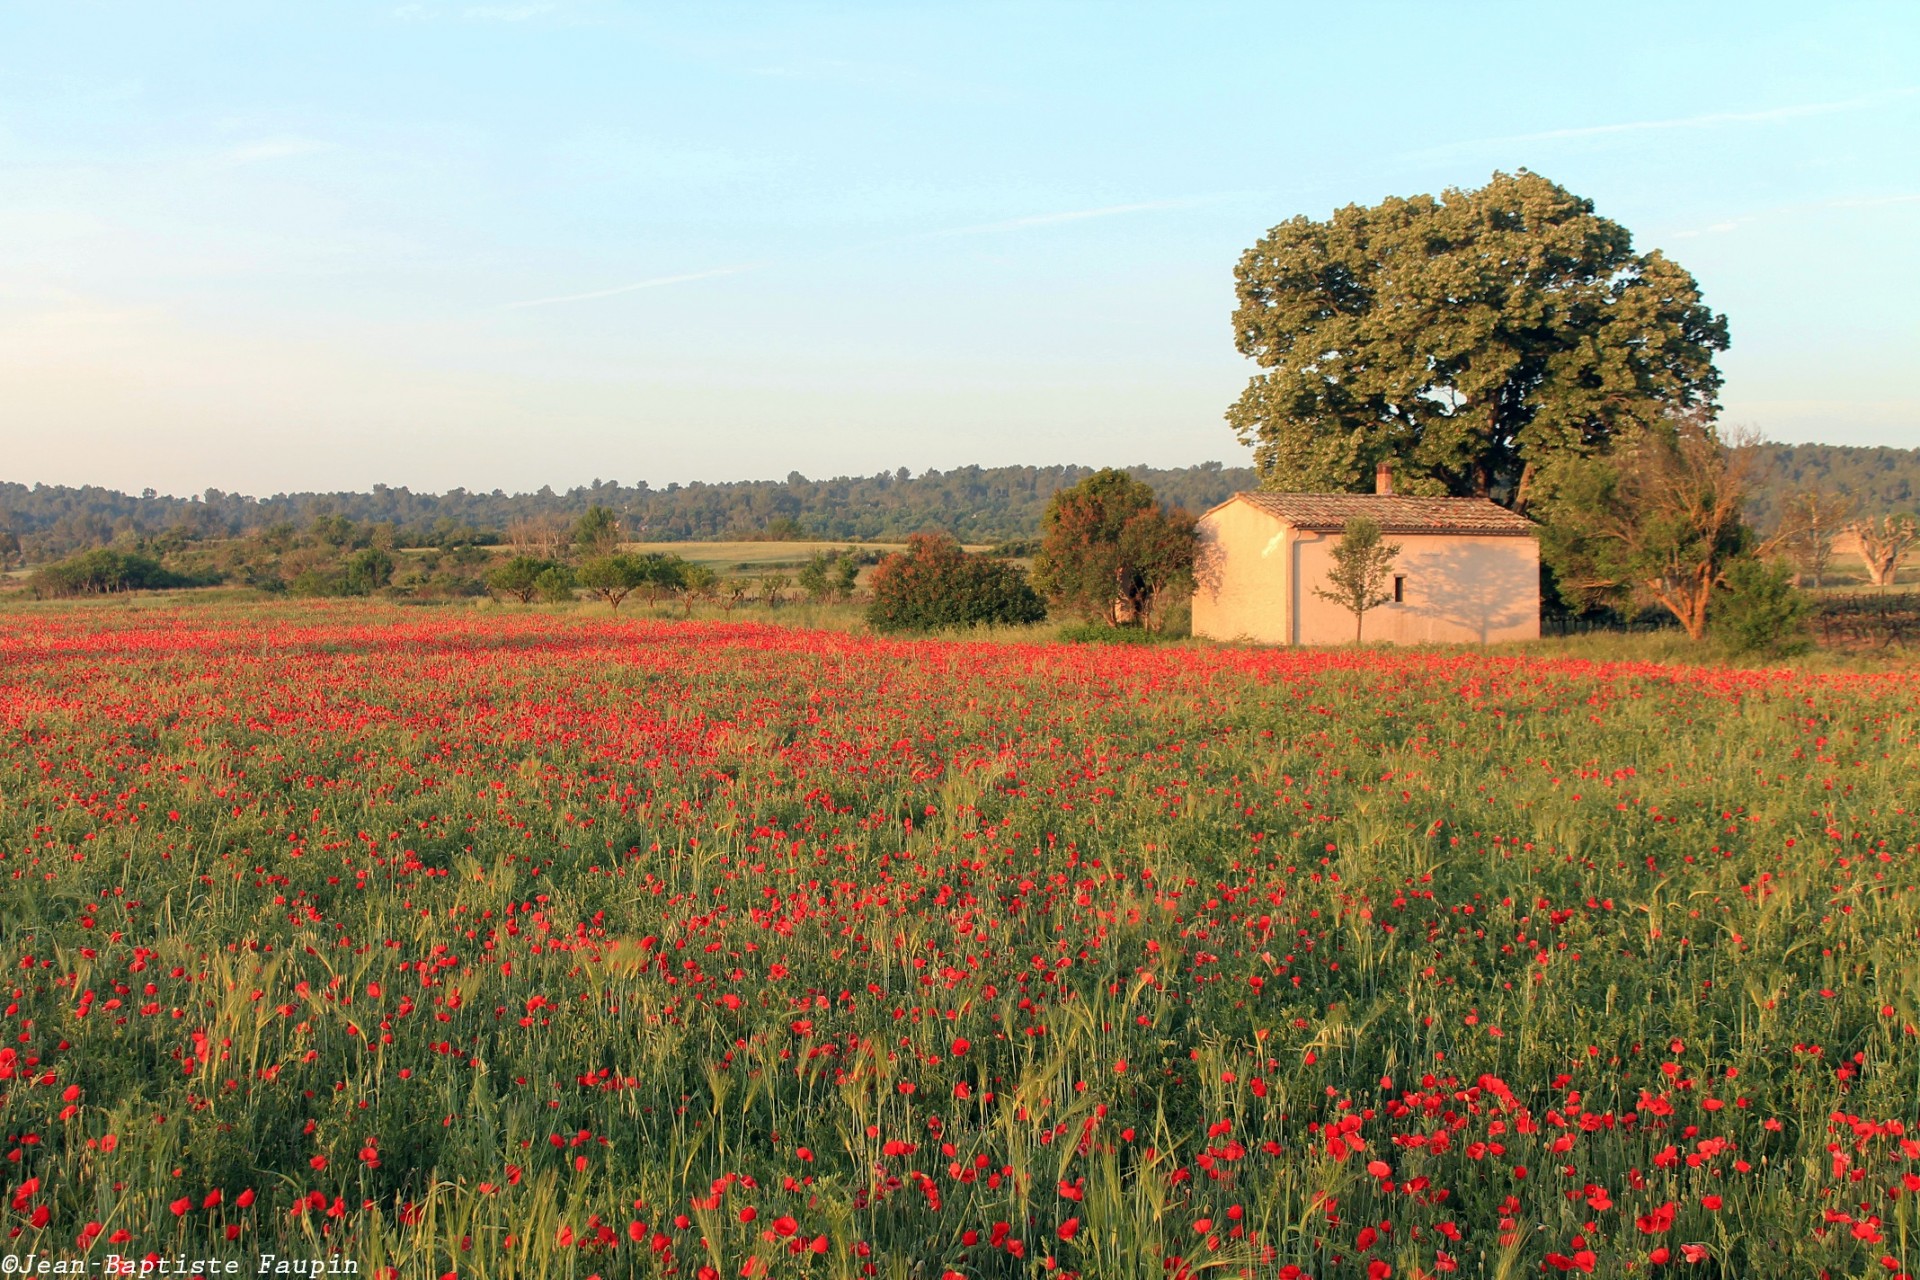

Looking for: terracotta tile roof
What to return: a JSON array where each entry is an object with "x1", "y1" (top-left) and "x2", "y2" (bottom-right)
[{"x1": 1225, "y1": 491, "x2": 1537, "y2": 536}]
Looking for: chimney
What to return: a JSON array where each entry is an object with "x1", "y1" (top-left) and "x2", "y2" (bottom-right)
[{"x1": 1375, "y1": 460, "x2": 1393, "y2": 496}]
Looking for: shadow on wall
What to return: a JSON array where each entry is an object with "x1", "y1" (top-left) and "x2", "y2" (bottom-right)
[
  {"x1": 1193, "y1": 534, "x2": 1227, "y2": 602},
  {"x1": 1403, "y1": 542, "x2": 1537, "y2": 643}
]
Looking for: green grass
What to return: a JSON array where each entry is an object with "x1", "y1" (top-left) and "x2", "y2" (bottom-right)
[{"x1": 0, "y1": 601, "x2": 1915, "y2": 1279}]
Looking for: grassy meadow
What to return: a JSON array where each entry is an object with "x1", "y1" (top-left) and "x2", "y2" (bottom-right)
[{"x1": 0, "y1": 601, "x2": 1916, "y2": 1279}]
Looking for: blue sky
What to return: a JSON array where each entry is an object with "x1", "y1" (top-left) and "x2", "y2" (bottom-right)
[{"x1": 2, "y1": 1, "x2": 1915, "y2": 496}]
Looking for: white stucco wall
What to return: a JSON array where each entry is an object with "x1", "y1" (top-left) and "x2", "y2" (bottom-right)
[
  {"x1": 1192, "y1": 499, "x2": 1293, "y2": 643},
  {"x1": 1292, "y1": 531, "x2": 1540, "y2": 645},
  {"x1": 1194, "y1": 499, "x2": 1541, "y2": 646}
]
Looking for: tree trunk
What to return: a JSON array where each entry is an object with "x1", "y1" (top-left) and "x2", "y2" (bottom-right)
[
  {"x1": 1682, "y1": 593, "x2": 1708, "y2": 642},
  {"x1": 1647, "y1": 579, "x2": 1710, "y2": 642}
]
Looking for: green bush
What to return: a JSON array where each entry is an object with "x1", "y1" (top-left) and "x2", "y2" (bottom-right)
[
  {"x1": 287, "y1": 568, "x2": 344, "y2": 597},
  {"x1": 1057, "y1": 622, "x2": 1164, "y2": 645},
  {"x1": 535, "y1": 565, "x2": 579, "y2": 603},
  {"x1": 487, "y1": 556, "x2": 558, "y2": 603},
  {"x1": 1710, "y1": 556, "x2": 1811, "y2": 657},
  {"x1": 797, "y1": 549, "x2": 862, "y2": 602},
  {"x1": 577, "y1": 555, "x2": 654, "y2": 609},
  {"x1": 340, "y1": 547, "x2": 396, "y2": 596},
  {"x1": 28, "y1": 548, "x2": 191, "y2": 597},
  {"x1": 867, "y1": 533, "x2": 1046, "y2": 633}
]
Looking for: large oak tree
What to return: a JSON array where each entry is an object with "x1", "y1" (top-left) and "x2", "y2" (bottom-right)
[{"x1": 1227, "y1": 170, "x2": 1729, "y2": 510}]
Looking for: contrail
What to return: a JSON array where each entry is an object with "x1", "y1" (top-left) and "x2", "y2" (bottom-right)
[
  {"x1": 1409, "y1": 86, "x2": 1918, "y2": 161},
  {"x1": 501, "y1": 264, "x2": 757, "y2": 311},
  {"x1": 919, "y1": 197, "x2": 1214, "y2": 239},
  {"x1": 496, "y1": 196, "x2": 1211, "y2": 311}
]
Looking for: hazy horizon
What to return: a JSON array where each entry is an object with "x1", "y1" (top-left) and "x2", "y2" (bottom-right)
[
  {"x1": 5, "y1": 2, "x2": 1916, "y2": 497},
  {"x1": 7, "y1": 436, "x2": 1913, "y2": 506}
]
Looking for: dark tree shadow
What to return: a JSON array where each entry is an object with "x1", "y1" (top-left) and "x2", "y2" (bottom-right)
[{"x1": 1397, "y1": 541, "x2": 1537, "y2": 643}]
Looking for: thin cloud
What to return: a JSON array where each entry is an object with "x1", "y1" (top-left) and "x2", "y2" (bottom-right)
[
  {"x1": 218, "y1": 137, "x2": 334, "y2": 166},
  {"x1": 463, "y1": 4, "x2": 554, "y2": 20},
  {"x1": 1412, "y1": 87, "x2": 1918, "y2": 161},
  {"x1": 497, "y1": 197, "x2": 1210, "y2": 312},
  {"x1": 500, "y1": 264, "x2": 757, "y2": 310},
  {"x1": 919, "y1": 197, "x2": 1214, "y2": 239},
  {"x1": 1825, "y1": 192, "x2": 1920, "y2": 210},
  {"x1": 392, "y1": 3, "x2": 558, "y2": 20},
  {"x1": 1665, "y1": 191, "x2": 1920, "y2": 239}
]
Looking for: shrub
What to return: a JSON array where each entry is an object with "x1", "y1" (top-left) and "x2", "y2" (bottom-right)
[
  {"x1": 283, "y1": 547, "x2": 396, "y2": 598},
  {"x1": 487, "y1": 556, "x2": 556, "y2": 603},
  {"x1": 576, "y1": 555, "x2": 649, "y2": 609},
  {"x1": 867, "y1": 533, "x2": 1046, "y2": 633},
  {"x1": 287, "y1": 568, "x2": 345, "y2": 597},
  {"x1": 534, "y1": 564, "x2": 578, "y2": 603},
  {"x1": 797, "y1": 549, "x2": 861, "y2": 602},
  {"x1": 29, "y1": 549, "x2": 189, "y2": 597},
  {"x1": 1056, "y1": 622, "x2": 1164, "y2": 645},
  {"x1": 1710, "y1": 556, "x2": 1810, "y2": 657},
  {"x1": 340, "y1": 547, "x2": 396, "y2": 596}
]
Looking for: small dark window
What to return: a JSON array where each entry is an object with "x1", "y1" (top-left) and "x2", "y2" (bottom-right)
[{"x1": 1392, "y1": 575, "x2": 1405, "y2": 603}]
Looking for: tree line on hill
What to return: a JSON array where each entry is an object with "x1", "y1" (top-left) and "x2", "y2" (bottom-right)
[
  {"x1": 1, "y1": 443, "x2": 1914, "y2": 573},
  {"x1": 11, "y1": 462, "x2": 1206, "y2": 648},
  {"x1": 0, "y1": 463, "x2": 1255, "y2": 566}
]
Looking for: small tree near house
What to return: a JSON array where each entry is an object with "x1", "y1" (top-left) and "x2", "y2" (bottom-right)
[{"x1": 1314, "y1": 517, "x2": 1401, "y2": 643}]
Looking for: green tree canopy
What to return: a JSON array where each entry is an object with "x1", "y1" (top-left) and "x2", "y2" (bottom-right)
[
  {"x1": 573, "y1": 505, "x2": 621, "y2": 557},
  {"x1": 1031, "y1": 469, "x2": 1197, "y2": 628},
  {"x1": 1227, "y1": 170, "x2": 1729, "y2": 508},
  {"x1": 486, "y1": 555, "x2": 555, "y2": 603},
  {"x1": 639, "y1": 552, "x2": 688, "y2": 601},
  {"x1": 576, "y1": 554, "x2": 650, "y2": 609},
  {"x1": 28, "y1": 548, "x2": 187, "y2": 598},
  {"x1": 679, "y1": 563, "x2": 719, "y2": 615},
  {"x1": 1535, "y1": 413, "x2": 1753, "y2": 641},
  {"x1": 339, "y1": 546, "x2": 396, "y2": 596}
]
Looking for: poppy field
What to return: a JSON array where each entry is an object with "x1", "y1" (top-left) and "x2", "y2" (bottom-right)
[{"x1": 1, "y1": 605, "x2": 1917, "y2": 1280}]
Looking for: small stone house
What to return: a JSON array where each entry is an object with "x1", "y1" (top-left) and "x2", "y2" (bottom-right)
[{"x1": 1192, "y1": 464, "x2": 1540, "y2": 646}]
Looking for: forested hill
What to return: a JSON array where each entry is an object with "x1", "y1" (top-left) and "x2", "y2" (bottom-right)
[
  {"x1": 4, "y1": 442, "x2": 1914, "y2": 562},
  {"x1": 0, "y1": 463, "x2": 1259, "y2": 560},
  {"x1": 1740, "y1": 442, "x2": 1920, "y2": 533}
]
